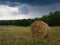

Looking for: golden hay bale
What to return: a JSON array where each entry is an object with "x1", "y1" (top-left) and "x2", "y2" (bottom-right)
[{"x1": 30, "y1": 20, "x2": 50, "y2": 38}]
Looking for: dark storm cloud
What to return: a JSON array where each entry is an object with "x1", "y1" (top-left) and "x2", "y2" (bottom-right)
[
  {"x1": 0, "y1": 0, "x2": 60, "y2": 5},
  {"x1": 0, "y1": 1, "x2": 20, "y2": 7}
]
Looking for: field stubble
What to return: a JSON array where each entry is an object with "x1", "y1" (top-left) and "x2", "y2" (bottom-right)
[{"x1": 0, "y1": 26, "x2": 60, "y2": 45}]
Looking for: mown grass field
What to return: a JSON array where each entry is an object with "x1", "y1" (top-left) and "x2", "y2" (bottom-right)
[{"x1": 0, "y1": 26, "x2": 60, "y2": 45}]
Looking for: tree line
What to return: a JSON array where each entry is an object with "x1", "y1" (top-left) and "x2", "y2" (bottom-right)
[{"x1": 0, "y1": 11, "x2": 60, "y2": 26}]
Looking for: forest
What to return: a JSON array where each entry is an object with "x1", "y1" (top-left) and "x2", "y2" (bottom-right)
[{"x1": 0, "y1": 11, "x2": 60, "y2": 26}]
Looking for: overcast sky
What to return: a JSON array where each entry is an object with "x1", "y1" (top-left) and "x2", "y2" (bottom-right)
[{"x1": 0, "y1": 0, "x2": 60, "y2": 20}]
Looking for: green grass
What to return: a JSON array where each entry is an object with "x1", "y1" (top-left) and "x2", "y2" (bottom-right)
[{"x1": 0, "y1": 26, "x2": 60, "y2": 45}]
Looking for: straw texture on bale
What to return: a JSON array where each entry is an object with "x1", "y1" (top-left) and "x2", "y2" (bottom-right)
[{"x1": 30, "y1": 20, "x2": 50, "y2": 38}]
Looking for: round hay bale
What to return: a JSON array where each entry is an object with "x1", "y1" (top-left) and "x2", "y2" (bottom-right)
[{"x1": 30, "y1": 20, "x2": 50, "y2": 38}]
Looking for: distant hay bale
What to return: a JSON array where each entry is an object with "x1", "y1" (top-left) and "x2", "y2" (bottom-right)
[{"x1": 30, "y1": 20, "x2": 50, "y2": 38}]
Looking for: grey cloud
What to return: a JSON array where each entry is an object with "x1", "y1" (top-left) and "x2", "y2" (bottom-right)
[{"x1": 18, "y1": 4, "x2": 29, "y2": 14}]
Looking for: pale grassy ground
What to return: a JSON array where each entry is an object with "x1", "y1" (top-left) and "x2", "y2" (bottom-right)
[{"x1": 0, "y1": 26, "x2": 60, "y2": 45}]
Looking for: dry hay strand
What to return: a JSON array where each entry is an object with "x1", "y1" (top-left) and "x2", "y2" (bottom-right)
[{"x1": 30, "y1": 20, "x2": 50, "y2": 39}]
